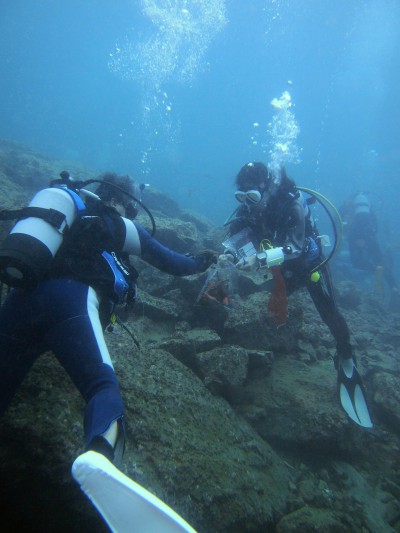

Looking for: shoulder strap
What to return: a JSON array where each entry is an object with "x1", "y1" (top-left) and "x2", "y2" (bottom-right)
[{"x1": 53, "y1": 186, "x2": 87, "y2": 215}]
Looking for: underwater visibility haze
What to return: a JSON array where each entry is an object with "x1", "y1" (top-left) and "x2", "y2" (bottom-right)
[
  {"x1": 2, "y1": 2, "x2": 400, "y2": 531},
  {"x1": 0, "y1": 0, "x2": 399, "y2": 228}
]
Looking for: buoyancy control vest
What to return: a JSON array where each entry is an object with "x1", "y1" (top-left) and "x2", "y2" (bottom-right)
[
  {"x1": 0, "y1": 187, "x2": 138, "y2": 305},
  {"x1": 51, "y1": 202, "x2": 138, "y2": 304}
]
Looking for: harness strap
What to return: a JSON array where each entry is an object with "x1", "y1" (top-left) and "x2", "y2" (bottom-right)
[{"x1": 0, "y1": 206, "x2": 68, "y2": 232}]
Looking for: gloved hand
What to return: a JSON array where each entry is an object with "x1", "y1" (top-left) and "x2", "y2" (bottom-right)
[
  {"x1": 235, "y1": 254, "x2": 258, "y2": 271},
  {"x1": 193, "y1": 250, "x2": 218, "y2": 272},
  {"x1": 218, "y1": 253, "x2": 235, "y2": 264},
  {"x1": 222, "y1": 248, "x2": 237, "y2": 262}
]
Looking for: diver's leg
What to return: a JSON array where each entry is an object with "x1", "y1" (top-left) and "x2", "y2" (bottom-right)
[
  {"x1": 43, "y1": 280, "x2": 125, "y2": 464},
  {"x1": 306, "y1": 265, "x2": 352, "y2": 358},
  {"x1": 307, "y1": 266, "x2": 372, "y2": 427}
]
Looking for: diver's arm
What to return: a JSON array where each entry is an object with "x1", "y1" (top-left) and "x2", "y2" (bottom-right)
[{"x1": 120, "y1": 218, "x2": 208, "y2": 275}]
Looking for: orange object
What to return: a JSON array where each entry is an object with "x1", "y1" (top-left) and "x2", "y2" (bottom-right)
[{"x1": 268, "y1": 266, "x2": 287, "y2": 326}]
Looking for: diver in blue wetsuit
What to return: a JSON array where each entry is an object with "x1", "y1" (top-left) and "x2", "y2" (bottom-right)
[{"x1": 0, "y1": 172, "x2": 215, "y2": 468}]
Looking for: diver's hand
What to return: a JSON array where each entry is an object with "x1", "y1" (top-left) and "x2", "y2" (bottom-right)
[
  {"x1": 194, "y1": 250, "x2": 218, "y2": 272},
  {"x1": 236, "y1": 254, "x2": 258, "y2": 271},
  {"x1": 218, "y1": 253, "x2": 235, "y2": 264}
]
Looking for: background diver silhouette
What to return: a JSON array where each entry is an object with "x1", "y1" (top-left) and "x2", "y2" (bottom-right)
[{"x1": 340, "y1": 191, "x2": 400, "y2": 311}]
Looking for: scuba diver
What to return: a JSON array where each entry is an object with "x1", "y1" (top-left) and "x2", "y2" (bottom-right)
[
  {"x1": 223, "y1": 162, "x2": 372, "y2": 428},
  {"x1": 0, "y1": 171, "x2": 216, "y2": 528},
  {"x1": 340, "y1": 192, "x2": 400, "y2": 311}
]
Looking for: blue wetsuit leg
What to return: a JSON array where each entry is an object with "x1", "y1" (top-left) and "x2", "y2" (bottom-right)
[{"x1": 0, "y1": 279, "x2": 124, "y2": 449}]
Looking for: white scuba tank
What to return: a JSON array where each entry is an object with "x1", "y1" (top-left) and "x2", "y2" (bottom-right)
[
  {"x1": 353, "y1": 193, "x2": 371, "y2": 216},
  {"x1": 0, "y1": 187, "x2": 79, "y2": 287}
]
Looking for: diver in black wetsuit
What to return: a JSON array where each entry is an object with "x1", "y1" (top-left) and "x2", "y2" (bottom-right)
[{"x1": 223, "y1": 162, "x2": 372, "y2": 428}]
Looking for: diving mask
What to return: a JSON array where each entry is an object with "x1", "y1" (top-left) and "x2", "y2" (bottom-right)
[{"x1": 234, "y1": 189, "x2": 262, "y2": 205}]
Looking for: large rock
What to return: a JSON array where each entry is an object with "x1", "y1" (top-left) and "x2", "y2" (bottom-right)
[
  {"x1": 277, "y1": 506, "x2": 344, "y2": 533},
  {"x1": 222, "y1": 291, "x2": 304, "y2": 353},
  {"x1": 370, "y1": 370, "x2": 400, "y2": 434},
  {"x1": 0, "y1": 335, "x2": 293, "y2": 532},
  {"x1": 115, "y1": 342, "x2": 293, "y2": 532},
  {"x1": 150, "y1": 215, "x2": 199, "y2": 253},
  {"x1": 234, "y1": 355, "x2": 363, "y2": 454},
  {"x1": 0, "y1": 139, "x2": 97, "y2": 194},
  {"x1": 132, "y1": 290, "x2": 180, "y2": 321}
]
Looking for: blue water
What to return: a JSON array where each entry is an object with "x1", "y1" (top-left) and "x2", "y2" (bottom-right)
[{"x1": 1, "y1": 0, "x2": 399, "y2": 239}]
